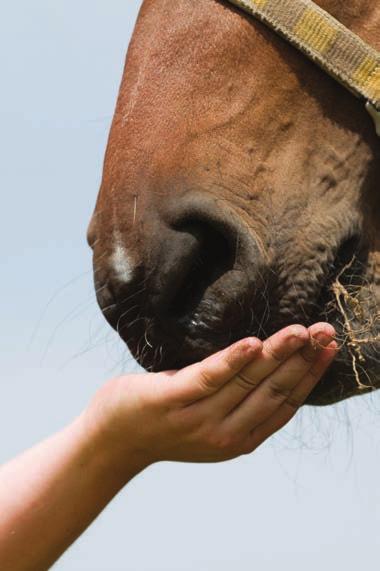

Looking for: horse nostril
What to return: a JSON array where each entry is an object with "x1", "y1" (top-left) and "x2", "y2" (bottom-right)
[
  {"x1": 169, "y1": 219, "x2": 235, "y2": 317},
  {"x1": 336, "y1": 234, "x2": 362, "y2": 262}
]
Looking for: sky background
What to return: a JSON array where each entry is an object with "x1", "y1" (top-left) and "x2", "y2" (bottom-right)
[{"x1": 1, "y1": 2, "x2": 380, "y2": 570}]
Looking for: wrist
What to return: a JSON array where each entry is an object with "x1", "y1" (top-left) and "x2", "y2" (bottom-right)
[{"x1": 78, "y1": 392, "x2": 152, "y2": 487}]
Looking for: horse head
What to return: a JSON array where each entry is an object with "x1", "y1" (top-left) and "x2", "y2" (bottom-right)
[{"x1": 88, "y1": 0, "x2": 380, "y2": 404}]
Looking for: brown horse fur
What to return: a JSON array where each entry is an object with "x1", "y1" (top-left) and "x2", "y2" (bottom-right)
[{"x1": 88, "y1": 0, "x2": 380, "y2": 405}]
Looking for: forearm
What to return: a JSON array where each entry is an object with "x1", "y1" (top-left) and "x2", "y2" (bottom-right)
[{"x1": 0, "y1": 412, "x2": 145, "y2": 571}]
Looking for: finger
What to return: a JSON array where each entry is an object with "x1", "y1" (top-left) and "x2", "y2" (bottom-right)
[
  {"x1": 243, "y1": 342, "x2": 338, "y2": 453},
  {"x1": 170, "y1": 337, "x2": 263, "y2": 404},
  {"x1": 225, "y1": 327, "x2": 335, "y2": 434},
  {"x1": 278, "y1": 340, "x2": 338, "y2": 415},
  {"x1": 202, "y1": 325, "x2": 310, "y2": 415},
  {"x1": 242, "y1": 324, "x2": 311, "y2": 382},
  {"x1": 305, "y1": 322, "x2": 336, "y2": 359}
]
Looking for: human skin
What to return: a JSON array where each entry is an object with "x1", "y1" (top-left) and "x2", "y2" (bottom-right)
[{"x1": 0, "y1": 323, "x2": 336, "y2": 571}]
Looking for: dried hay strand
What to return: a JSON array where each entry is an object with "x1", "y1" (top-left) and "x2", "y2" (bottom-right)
[{"x1": 330, "y1": 257, "x2": 380, "y2": 391}]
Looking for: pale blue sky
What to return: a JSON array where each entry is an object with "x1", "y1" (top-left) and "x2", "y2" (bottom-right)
[{"x1": 1, "y1": 2, "x2": 380, "y2": 570}]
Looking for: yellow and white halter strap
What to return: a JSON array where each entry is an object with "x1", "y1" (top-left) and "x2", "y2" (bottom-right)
[{"x1": 227, "y1": 0, "x2": 380, "y2": 135}]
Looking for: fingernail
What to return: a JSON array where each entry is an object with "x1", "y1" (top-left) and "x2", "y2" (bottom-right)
[
  {"x1": 289, "y1": 325, "x2": 308, "y2": 339},
  {"x1": 313, "y1": 332, "x2": 334, "y2": 349},
  {"x1": 244, "y1": 339, "x2": 262, "y2": 356}
]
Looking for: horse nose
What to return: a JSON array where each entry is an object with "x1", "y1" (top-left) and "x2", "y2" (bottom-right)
[
  {"x1": 99, "y1": 196, "x2": 265, "y2": 364},
  {"x1": 148, "y1": 196, "x2": 263, "y2": 324}
]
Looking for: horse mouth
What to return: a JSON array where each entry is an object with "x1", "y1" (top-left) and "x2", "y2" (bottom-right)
[{"x1": 97, "y1": 233, "x2": 379, "y2": 406}]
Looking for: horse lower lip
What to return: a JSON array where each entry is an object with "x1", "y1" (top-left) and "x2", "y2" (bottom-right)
[
  {"x1": 178, "y1": 316, "x2": 207, "y2": 331},
  {"x1": 177, "y1": 312, "x2": 220, "y2": 330}
]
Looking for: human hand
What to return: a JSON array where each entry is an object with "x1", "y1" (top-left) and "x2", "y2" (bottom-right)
[{"x1": 85, "y1": 323, "x2": 337, "y2": 477}]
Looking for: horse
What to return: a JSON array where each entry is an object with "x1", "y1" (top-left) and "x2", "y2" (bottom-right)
[{"x1": 88, "y1": 0, "x2": 380, "y2": 405}]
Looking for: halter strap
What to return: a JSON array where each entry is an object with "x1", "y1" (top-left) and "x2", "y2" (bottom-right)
[{"x1": 227, "y1": 0, "x2": 380, "y2": 134}]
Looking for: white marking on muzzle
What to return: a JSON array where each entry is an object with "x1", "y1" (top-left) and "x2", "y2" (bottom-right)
[{"x1": 111, "y1": 243, "x2": 135, "y2": 284}]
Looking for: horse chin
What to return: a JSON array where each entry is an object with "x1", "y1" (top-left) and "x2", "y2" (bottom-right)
[
  {"x1": 307, "y1": 285, "x2": 380, "y2": 406},
  {"x1": 304, "y1": 261, "x2": 380, "y2": 404},
  {"x1": 306, "y1": 346, "x2": 380, "y2": 405}
]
